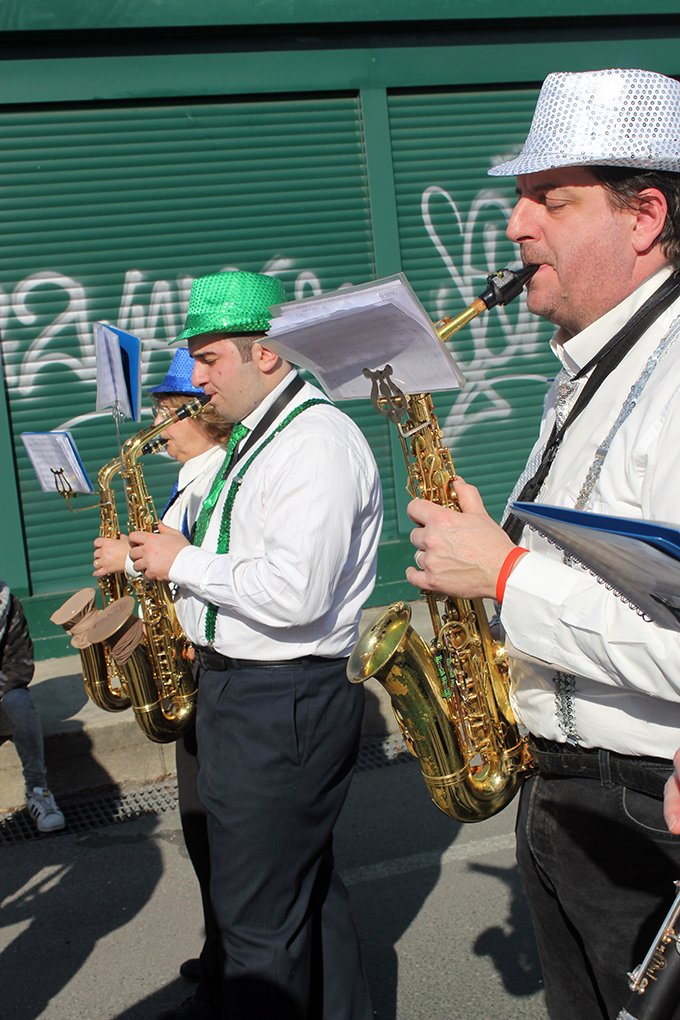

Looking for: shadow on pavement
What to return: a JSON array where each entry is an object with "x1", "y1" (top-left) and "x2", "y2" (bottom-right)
[
  {"x1": 471, "y1": 861, "x2": 543, "y2": 997},
  {"x1": 340, "y1": 749, "x2": 463, "y2": 1020},
  {"x1": 0, "y1": 813, "x2": 164, "y2": 1020}
]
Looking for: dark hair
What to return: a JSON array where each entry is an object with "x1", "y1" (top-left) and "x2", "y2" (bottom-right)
[
  {"x1": 155, "y1": 393, "x2": 233, "y2": 446},
  {"x1": 223, "y1": 332, "x2": 266, "y2": 363},
  {"x1": 590, "y1": 166, "x2": 680, "y2": 260}
]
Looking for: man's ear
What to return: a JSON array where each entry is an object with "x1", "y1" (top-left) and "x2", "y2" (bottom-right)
[
  {"x1": 631, "y1": 188, "x2": 668, "y2": 253},
  {"x1": 252, "y1": 340, "x2": 283, "y2": 374}
]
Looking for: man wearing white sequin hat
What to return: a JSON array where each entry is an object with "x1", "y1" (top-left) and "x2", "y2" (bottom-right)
[{"x1": 406, "y1": 69, "x2": 680, "y2": 1019}]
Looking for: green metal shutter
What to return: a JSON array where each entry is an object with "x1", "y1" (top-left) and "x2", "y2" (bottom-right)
[
  {"x1": 388, "y1": 86, "x2": 557, "y2": 522},
  {"x1": 1, "y1": 94, "x2": 399, "y2": 614}
]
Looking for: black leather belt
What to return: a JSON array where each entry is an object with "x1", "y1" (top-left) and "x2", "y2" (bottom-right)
[
  {"x1": 193, "y1": 647, "x2": 346, "y2": 672},
  {"x1": 529, "y1": 737, "x2": 673, "y2": 799}
]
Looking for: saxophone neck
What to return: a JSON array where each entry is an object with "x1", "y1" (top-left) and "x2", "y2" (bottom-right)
[
  {"x1": 122, "y1": 419, "x2": 167, "y2": 469},
  {"x1": 97, "y1": 455, "x2": 122, "y2": 490},
  {"x1": 121, "y1": 394, "x2": 210, "y2": 468},
  {"x1": 435, "y1": 264, "x2": 539, "y2": 343}
]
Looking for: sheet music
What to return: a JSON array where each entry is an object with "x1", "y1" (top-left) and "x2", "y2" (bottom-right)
[
  {"x1": 21, "y1": 431, "x2": 94, "y2": 494},
  {"x1": 266, "y1": 274, "x2": 465, "y2": 400},
  {"x1": 94, "y1": 322, "x2": 137, "y2": 420},
  {"x1": 104, "y1": 324, "x2": 142, "y2": 422}
]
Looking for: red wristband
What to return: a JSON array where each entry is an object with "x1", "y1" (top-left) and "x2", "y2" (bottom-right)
[{"x1": 496, "y1": 547, "x2": 529, "y2": 604}]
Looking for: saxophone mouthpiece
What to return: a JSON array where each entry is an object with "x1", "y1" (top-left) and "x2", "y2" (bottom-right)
[
  {"x1": 175, "y1": 393, "x2": 211, "y2": 420},
  {"x1": 434, "y1": 263, "x2": 540, "y2": 344},
  {"x1": 141, "y1": 436, "x2": 168, "y2": 456},
  {"x1": 479, "y1": 264, "x2": 540, "y2": 311}
]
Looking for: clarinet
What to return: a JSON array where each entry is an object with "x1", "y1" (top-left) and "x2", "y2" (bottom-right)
[{"x1": 618, "y1": 883, "x2": 680, "y2": 1020}]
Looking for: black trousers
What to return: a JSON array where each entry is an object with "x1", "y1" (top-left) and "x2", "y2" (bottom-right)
[
  {"x1": 176, "y1": 722, "x2": 223, "y2": 1011},
  {"x1": 195, "y1": 656, "x2": 372, "y2": 1020},
  {"x1": 516, "y1": 762, "x2": 680, "y2": 1020}
]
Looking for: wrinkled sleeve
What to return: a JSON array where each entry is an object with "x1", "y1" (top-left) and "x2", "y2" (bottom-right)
[
  {"x1": 169, "y1": 426, "x2": 378, "y2": 629},
  {"x1": 501, "y1": 395, "x2": 680, "y2": 703}
]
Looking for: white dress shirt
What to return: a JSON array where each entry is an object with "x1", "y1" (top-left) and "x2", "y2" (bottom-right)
[
  {"x1": 501, "y1": 264, "x2": 680, "y2": 758},
  {"x1": 169, "y1": 371, "x2": 383, "y2": 660},
  {"x1": 124, "y1": 444, "x2": 226, "y2": 576}
]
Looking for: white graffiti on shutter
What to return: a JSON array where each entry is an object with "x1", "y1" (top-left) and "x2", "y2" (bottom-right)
[{"x1": 420, "y1": 185, "x2": 548, "y2": 444}]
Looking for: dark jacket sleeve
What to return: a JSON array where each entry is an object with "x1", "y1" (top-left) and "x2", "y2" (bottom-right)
[{"x1": 0, "y1": 594, "x2": 35, "y2": 699}]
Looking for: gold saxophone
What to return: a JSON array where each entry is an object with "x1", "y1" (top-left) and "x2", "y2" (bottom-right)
[
  {"x1": 348, "y1": 265, "x2": 538, "y2": 822},
  {"x1": 111, "y1": 394, "x2": 209, "y2": 742},
  {"x1": 52, "y1": 395, "x2": 209, "y2": 742},
  {"x1": 51, "y1": 456, "x2": 134, "y2": 714}
]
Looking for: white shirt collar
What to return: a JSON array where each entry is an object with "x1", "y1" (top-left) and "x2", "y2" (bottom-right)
[
  {"x1": 550, "y1": 264, "x2": 676, "y2": 376},
  {"x1": 176, "y1": 444, "x2": 224, "y2": 489}
]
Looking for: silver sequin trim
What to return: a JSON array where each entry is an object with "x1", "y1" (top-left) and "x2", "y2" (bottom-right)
[
  {"x1": 554, "y1": 312, "x2": 680, "y2": 742},
  {"x1": 554, "y1": 671, "x2": 582, "y2": 744}
]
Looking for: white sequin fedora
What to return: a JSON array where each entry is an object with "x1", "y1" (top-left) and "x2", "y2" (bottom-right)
[{"x1": 489, "y1": 68, "x2": 680, "y2": 177}]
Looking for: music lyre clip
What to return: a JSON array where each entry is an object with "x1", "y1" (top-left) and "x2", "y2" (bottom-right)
[{"x1": 51, "y1": 467, "x2": 98, "y2": 514}]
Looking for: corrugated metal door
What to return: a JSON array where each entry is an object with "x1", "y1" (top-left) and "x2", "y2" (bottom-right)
[
  {"x1": 388, "y1": 86, "x2": 556, "y2": 522},
  {"x1": 1, "y1": 95, "x2": 397, "y2": 597}
]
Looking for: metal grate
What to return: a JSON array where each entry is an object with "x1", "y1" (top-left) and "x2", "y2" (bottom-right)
[
  {"x1": 0, "y1": 782, "x2": 179, "y2": 846},
  {"x1": 0, "y1": 735, "x2": 414, "y2": 846},
  {"x1": 355, "y1": 734, "x2": 414, "y2": 771}
]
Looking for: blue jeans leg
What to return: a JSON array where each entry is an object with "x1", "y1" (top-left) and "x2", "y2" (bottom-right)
[{"x1": 0, "y1": 688, "x2": 48, "y2": 793}]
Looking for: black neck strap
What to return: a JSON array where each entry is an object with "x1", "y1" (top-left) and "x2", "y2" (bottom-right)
[
  {"x1": 235, "y1": 372, "x2": 305, "y2": 467},
  {"x1": 188, "y1": 373, "x2": 306, "y2": 545},
  {"x1": 503, "y1": 270, "x2": 680, "y2": 545}
]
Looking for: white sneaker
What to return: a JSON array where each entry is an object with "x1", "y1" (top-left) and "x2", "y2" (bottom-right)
[{"x1": 26, "y1": 787, "x2": 65, "y2": 833}]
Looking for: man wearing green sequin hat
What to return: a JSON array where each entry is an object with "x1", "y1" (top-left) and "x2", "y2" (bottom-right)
[{"x1": 130, "y1": 270, "x2": 381, "y2": 1020}]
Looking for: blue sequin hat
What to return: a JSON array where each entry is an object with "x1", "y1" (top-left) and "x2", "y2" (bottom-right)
[
  {"x1": 147, "y1": 348, "x2": 203, "y2": 395},
  {"x1": 172, "y1": 271, "x2": 286, "y2": 344}
]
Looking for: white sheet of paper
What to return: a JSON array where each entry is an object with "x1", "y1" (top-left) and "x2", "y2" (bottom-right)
[
  {"x1": 21, "y1": 431, "x2": 94, "y2": 494},
  {"x1": 266, "y1": 274, "x2": 465, "y2": 399}
]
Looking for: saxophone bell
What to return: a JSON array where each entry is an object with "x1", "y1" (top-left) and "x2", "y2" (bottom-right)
[
  {"x1": 50, "y1": 588, "x2": 131, "y2": 713},
  {"x1": 86, "y1": 597, "x2": 195, "y2": 744},
  {"x1": 349, "y1": 602, "x2": 526, "y2": 821}
]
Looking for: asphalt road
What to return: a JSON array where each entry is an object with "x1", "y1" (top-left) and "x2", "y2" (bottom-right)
[{"x1": 0, "y1": 756, "x2": 548, "y2": 1020}]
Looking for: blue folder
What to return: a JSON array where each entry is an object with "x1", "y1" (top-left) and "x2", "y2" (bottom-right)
[
  {"x1": 103, "y1": 325, "x2": 141, "y2": 422},
  {"x1": 510, "y1": 502, "x2": 680, "y2": 630},
  {"x1": 512, "y1": 502, "x2": 680, "y2": 563}
]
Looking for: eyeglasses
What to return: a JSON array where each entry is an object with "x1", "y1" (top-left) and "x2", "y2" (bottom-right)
[{"x1": 151, "y1": 402, "x2": 174, "y2": 422}]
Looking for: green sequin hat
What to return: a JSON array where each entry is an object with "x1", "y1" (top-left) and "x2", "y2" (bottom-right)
[{"x1": 172, "y1": 271, "x2": 286, "y2": 344}]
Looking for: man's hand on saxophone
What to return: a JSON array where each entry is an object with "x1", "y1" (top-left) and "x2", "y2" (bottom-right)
[
  {"x1": 128, "y1": 521, "x2": 189, "y2": 581},
  {"x1": 93, "y1": 534, "x2": 131, "y2": 577},
  {"x1": 406, "y1": 477, "x2": 523, "y2": 602}
]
